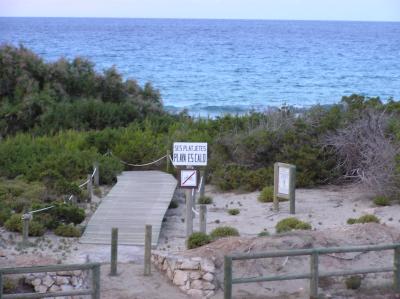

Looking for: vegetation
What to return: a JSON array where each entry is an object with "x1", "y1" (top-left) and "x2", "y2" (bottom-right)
[
  {"x1": 54, "y1": 224, "x2": 82, "y2": 237},
  {"x1": 210, "y1": 226, "x2": 239, "y2": 240},
  {"x1": 347, "y1": 214, "x2": 380, "y2": 225},
  {"x1": 4, "y1": 214, "x2": 45, "y2": 236},
  {"x1": 187, "y1": 232, "x2": 211, "y2": 249},
  {"x1": 227, "y1": 208, "x2": 240, "y2": 215},
  {"x1": 197, "y1": 196, "x2": 213, "y2": 205},
  {"x1": 258, "y1": 230, "x2": 269, "y2": 237},
  {"x1": 373, "y1": 196, "x2": 391, "y2": 206},
  {"x1": 275, "y1": 217, "x2": 311, "y2": 233},
  {"x1": 168, "y1": 201, "x2": 178, "y2": 209},
  {"x1": 345, "y1": 276, "x2": 362, "y2": 290}
]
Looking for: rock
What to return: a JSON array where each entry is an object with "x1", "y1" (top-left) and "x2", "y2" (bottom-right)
[
  {"x1": 34, "y1": 284, "x2": 48, "y2": 293},
  {"x1": 42, "y1": 275, "x2": 54, "y2": 287},
  {"x1": 166, "y1": 267, "x2": 174, "y2": 280},
  {"x1": 190, "y1": 279, "x2": 203, "y2": 290},
  {"x1": 202, "y1": 282, "x2": 215, "y2": 290},
  {"x1": 32, "y1": 278, "x2": 42, "y2": 287},
  {"x1": 71, "y1": 276, "x2": 79, "y2": 287},
  {"x1": 56, "y1": 276, "x2": 70, "y2": 285},
  {"x1": 201, "y1": 259, "x2": 215, "y2": 273},
  {"x1": 49, "y1": 285, "x2": 61, "y2": 292},
  {"x1": 60, "y1": 284, "x2": 74, "y2": 292},
  {"x1": 187, "y1": 289, "x2": 204, "y2": 298},
  {"x1": 57, "y1": 271, "x2": 71, "y2": 276},
  {"x1": 202, "y1": 273, "x2": 214, "y2": 282},
  {"x1": 73, "y1": 270, "x2": 82, "y2": 276},
  {"x1": 180, "y1": 260, "x2": 200, "y2": 270},
  {"x1": 173, "y1": 270, "x2": 188, "y2": 286},
  {"x1": 190, "y1": 271, "x2": 202, "y2": 280},
  {"x1": 205, "y1": 290, "x2": 215, "y2": 298}
]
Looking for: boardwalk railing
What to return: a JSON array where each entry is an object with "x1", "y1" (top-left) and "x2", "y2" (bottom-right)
[
  {"x1": 0, "y1": 262, "x2": 101, "y2": 299},
  {"x1": 224, "y1": 243, "x2": 400, "y2": 299}
]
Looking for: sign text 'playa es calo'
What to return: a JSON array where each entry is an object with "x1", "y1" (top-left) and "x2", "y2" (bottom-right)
[{"x1": 172, "y1": 142, "x2": 207, "y2": 166}]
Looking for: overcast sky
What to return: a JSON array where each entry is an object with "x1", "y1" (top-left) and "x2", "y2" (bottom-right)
[{"x1": 1, "y1": 0, "x2": 399, "y2": 21}]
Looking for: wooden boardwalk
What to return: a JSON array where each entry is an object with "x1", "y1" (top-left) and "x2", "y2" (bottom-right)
[{"x1": 80, "y1": 171, "x2": 177, "y2": 246}]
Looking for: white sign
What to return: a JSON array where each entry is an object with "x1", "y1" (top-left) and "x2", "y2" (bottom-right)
[
  {"x1": 173, "y1": 142, "x2": 207, "y2": 166},
  {"x1": 180, "y1": 169, "x2": 198, "y2": 188},
  {"x1": 278, "y1": 167, "x2": 290, "y2": 195}
]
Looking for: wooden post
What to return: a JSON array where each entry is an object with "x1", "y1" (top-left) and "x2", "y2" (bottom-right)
[
  {"x1": 93, "y1": 162, "x2": 99, "y2": 187},
  {"x1": 0, "y1": 273, "x2": 3, "y2": 299},
  {"x1": 199, "y1": 204, "x2": 207, "y2": 233},
  {"x1": 273, "y1": 163, "x2": 279, "y2": 211},
  {"x1": 87, "y1": 174, "x2": 92, "y2": 202},
  {"x1": 166, "y1": 150, "x2": 170, "y2": 172},
  {"x1": 110, "y1": 228, "x2": 118, "y2": 276},
  {"x1": 185, "y1": 189, "x2": 193, "y2": 239},
  {"x1": 144, "y1": 225, "x2": 152, "y2": 276},
  {"x1": 22, "y1": 213, "x2": 31, "y2": 247},
  {"x1": 310, "y1": 252, "x2": 319, "y2": 299},
  {"x1": 92, "y1": 264, "x2": 101, "y2": 299},
  {"x1": 200, "y1": 170, "x2": 205, "y2": 198},
  {"x1": 224, "y1": 256, "x2": 233, "y2": 299},
  {"x1": 394, "y1": 247, "x2": 400, "y2": 291},
  {"x1": 289, "y1": 165, "x2": 296, "y2": 215}
]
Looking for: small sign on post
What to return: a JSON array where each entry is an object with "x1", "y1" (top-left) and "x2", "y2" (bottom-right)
[
  {"x1": 273, "y1": 162, "x2": 296, "y2": 214},
  {"x1": 179, "y1": 169, "x2": 199, "y2": 189},
  {"x1": 172, "y1": 142, "x2": 207, "y2": 166}
]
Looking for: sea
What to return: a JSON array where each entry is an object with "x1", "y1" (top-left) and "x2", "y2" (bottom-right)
[{"x1": 1, "y1": 17, "x2": 399, "y2": 116}]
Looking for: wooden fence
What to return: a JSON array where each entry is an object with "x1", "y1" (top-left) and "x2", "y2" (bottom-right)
[
  {"x1": 224, "y1": 243, "x2": 400, "y2": 299},
  {"x1": 0, "y1": 262, "x2": 101, "y2": 299}
]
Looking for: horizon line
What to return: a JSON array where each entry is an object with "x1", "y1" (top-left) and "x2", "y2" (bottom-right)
[{"x1": 0, "y1": 16, "x2": 399, "y2": 23}]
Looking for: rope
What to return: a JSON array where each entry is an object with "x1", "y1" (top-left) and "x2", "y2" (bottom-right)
[
  {"x1": 79, "y1": 179, "x2": 90, "y2": 188},
  {"x1": 168, "y1": 155, "x2": 177, "y2": 168},
  {"x1": 192, "y1": 207, "x2": 199, "y2": 216},
  {"x1": 91, "y1": 167, "x2": 97, "y2": 178},
  {"x1": 29, "y1": 205, "x2": 54, "y2": 214},
  {"x1": 113, "y1": 152, "x2": 168, "y2": 167}
]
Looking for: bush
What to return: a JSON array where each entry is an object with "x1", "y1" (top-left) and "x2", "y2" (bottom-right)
[
  {"x1": 187, "y1": 232, "x2": 211, "y2": 249},
  {"x1": 258, "y1": 230, "x2": 269, "y2": 237},
  {"x1": 54, "y1": 224, "x2": 82, "y2": 237},
  {"x1": 373, "y1": 196, "x2": 390, "y2": 206},
  {"x1": 4, "y1": 214, "x2": 45, "y2": 236},
  {"x1": 52, "y1": 203, "x2": 85, "y2": 225},
  {"x1": 3, "y1": 277, "x2": 17, "y2": 293},
  {"x1": 210, "y1": 226, "x2": 239, "y2": 240},
  {"x1": 345, "y1": 276, "x2": 362, "y2": 290},
  {"x1": 168, "y1": 201, "x2": 178, "y2": 209},
  {"x1": 258, "y1": 186, "x2": 274, "y2": 203},
  {"x1": 348, "y1": 214, "x2": 380, "y2": 225},
  {"x1": 0, "y1": 207, "x2": 12, "y2": 225},
  {"x1": 28, "y1": 220, "x2": 45, "y2": 236},
  {"x1": 276, "y1": 217, "x2": 311, "y2": 233},
  {"x1": 228, "y1": 208, "x2": 240, "y2": 215},
  {"x1": 198, "y1": 196, "x2": 213, "y2": 205}
]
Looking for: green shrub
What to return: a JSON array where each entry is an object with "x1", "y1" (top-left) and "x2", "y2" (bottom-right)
[
  {"x1": 168, "y1": 201, "x2": 178, "y2": 209},
  {"x1": 54, "y1": 224, "x2": 82, "y2": 237},
  {"x1": 348, "y1": 214, "x2": 380, "y2": 225},
  {"x1": 258, "y1": 230, "x2": 269, "y2": 237},
  {"x1": 276, "y1": 217, "x2": 311, "y2": 233},
  {"x1": 258, "y1": 186, "x2": 274, "y2": 203},
  {"x1": 347, "y1": 218, "x2": 357, "y2": 225},
  {"x1": 3, "y1": 277, "x2": 17, "y2": 293},
  {"x1": 228, "y1": 208, "x2": 240, "y2": 215},
  {"x1": 0, "y1": 207, "x2": 12, "y2": 225},
  {"x1": 210, "y1": 226, "x2": 239, "y2": 240},
  {"x1": 4, "y1": 214, "x2": 45, "y2": 236},
  {"x1": 345, "y1": 276, "x2": 362, "y2": 290},
  {"x1": 52, "y1": 203, "x2": 85, "y2": 225},
  {"x1": 28, "y1": 221, "x2": 45, "y2": 236},
  {"x1": 373, "y1": 196, "x2": 390, "y2": 206},
  {"x1": 198, "y1": 196, "x2": 213, "y2": 205},
  {"x1": 187, "y1": 232, "x2": 211, "y2": 249}
]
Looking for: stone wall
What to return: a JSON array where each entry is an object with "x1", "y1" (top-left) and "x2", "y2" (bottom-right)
[
  {"x1": 24, "y1": 269, "x2": 89, "y2": 299},
  {"x1": 152, "y1": 251, "x2": 217, "y2": 298}
]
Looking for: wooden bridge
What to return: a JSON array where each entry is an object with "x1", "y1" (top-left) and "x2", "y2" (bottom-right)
[{"x1": 80, "y1": 171, "x2": 177, "y2": 246}]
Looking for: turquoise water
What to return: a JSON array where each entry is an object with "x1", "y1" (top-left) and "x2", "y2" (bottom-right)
[{"x1": 1, "y1": 18, "x2": 399, "y2": 115}]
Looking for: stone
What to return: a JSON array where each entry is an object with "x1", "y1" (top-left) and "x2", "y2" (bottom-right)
[
  {"x1": 49, "y1": 285, "x2": 61, "y2": 292},
  {"x1": 202, "y1": 273, "x2": 214, "y2": 282},
  {"x1": 34, "y1": 284, "x2": 48, "y2": 293},
  {"x1": 201, "y1": 259, "x2": 215, "y2": 273},
  {"x1": 42, "y1": 275, "x2": 55, "y2": 287},
  {"x1": 187, "y1": 289, "x2": 204, "y2": 298},
  {"x1": 57, "y1": 271, "x2": 71, "y2": 276},
  {"x1": 56, "y1": 276, "x2": 70, "y2": 285},
  {"x1": 162, "y1": 260, "x2": 169, "y2": 271},
  {"x1": 166, "y1": 267, "x2": 174, "y2": 280},
  {"x1": 73, "y1": 270, "x2": 82, "y2": 276},
  {"x1": 71, "y1": 276, "x2": 79, "y2": 287},
  {"x1": 173, "y1": 270, "x2": 188, "y2": 286},
  {"x1": 202, "y1": 282, "x2": 215, "y2": 290},
  {"x1": 190, "y1": 279, "x2": 203, "y2": 290},
  {"x1": 180, "y1": 260, "x2": 200, "y2": 270},
  {"x1": 205, "y1": 290, "x2": 215, "y2": 298},
  {"x1": 32, "y1": 278, "x2": 42, "y2": 287},
  {"x1": 60, "y1": 284, "x2": 74, "y2": 292},
  {"x1": 190, "y1": 271, "x2": 202, "y2": 280}
]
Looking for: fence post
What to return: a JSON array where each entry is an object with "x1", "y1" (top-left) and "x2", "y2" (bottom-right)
[
  {"x1": 144, "y1": 225, "x2": 152, "y2": 276},
  {"x1": 22, "y1": 213, "x2": 31, "y2": 247},
  {"x1": 200, "y1": 170, "x2": 205, "y2": 198},
  {"x1": 199, "y1": 204, "x2": 207, "y2": 233},
  {"x1": 93, "y1": 162, "x2": 99, "y2": 187},
  {"x1": 186, "y1": 189, "x2": 193, "y2": 239},
  {"x1": 110, "y1": 228, "x2": 118, "y2": 276},
  {"x1": 224, "y1": 256, "x2": 233, "y2": 299},
  {"x1": 310, "y1": 251, "x2": 319, "y2": 299},
  {"x1": 289, "y1": 165, "x2": 296, "y2": 215},
  {"x1": 166, "y1": 150, "x2": 170, "y2": 172},
  {"x1": 92, "y1": 264, "x2": 100, "y2": 299},
  {"x1": 87, "y1": 174, "x2": 92, "y2": 202},
  {"x1": 273, "y1": 163, "x2": 279, "y2": 211},
  {"x1": 394, "y1": 247, "x2": 400, "y2": 291},
  {"x1": 0, "y1": 273, "x2": 3, "y2": 299}
]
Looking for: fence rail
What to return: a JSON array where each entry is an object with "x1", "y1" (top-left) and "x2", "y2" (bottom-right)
[
  {"x1": 0, "y1": 262, "x2": 101, "y2": 299},
  {"x1": 224, "y1": 243, "x2": 400, "y2": 299}
]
